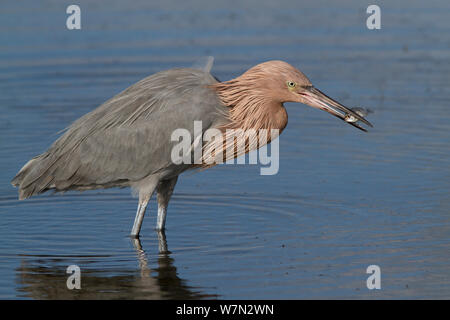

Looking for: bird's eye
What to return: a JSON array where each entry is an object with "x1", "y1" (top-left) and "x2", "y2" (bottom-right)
[{"x1": 287, "y1": 81, "x2": 296, "y2": 88}]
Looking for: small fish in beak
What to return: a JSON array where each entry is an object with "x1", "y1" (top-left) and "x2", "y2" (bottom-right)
[
  {"x1": 300, "y1": 87, "x2": 374, "y2": 132},
  {"x1": 345, "y1": 107, "x2": 373, "y2": 123}
]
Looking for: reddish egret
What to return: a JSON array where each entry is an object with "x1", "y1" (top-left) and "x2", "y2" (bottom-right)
[{"x1": 11, "y1": 60, "x2": 372, "y2": 237}]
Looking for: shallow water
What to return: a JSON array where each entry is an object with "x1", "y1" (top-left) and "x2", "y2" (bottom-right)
[{"x1": 0, "y1": 0, "x2": 449, "y2": 299}]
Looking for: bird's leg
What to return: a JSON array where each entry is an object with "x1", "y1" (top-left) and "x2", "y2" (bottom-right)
[
  {"x1": 157, "y1": 229, "x2": 169, "y2": 254},
  {"x1": 130, "y1": 178, "x2": 159, "y2": 237},
  {"x1": 156, "y1": 176, "x2": 178, "y2": 230},
  {"x1": 132, "y1": 182, "x2": 161, "y2": 237},
  {"x1": 131, "y1": 198, "x2": 149, "y2": 238}
]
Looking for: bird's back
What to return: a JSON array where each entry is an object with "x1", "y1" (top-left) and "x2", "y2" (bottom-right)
[{"x1": 12, "y1": 68, "x2": 228, "y2": 199}]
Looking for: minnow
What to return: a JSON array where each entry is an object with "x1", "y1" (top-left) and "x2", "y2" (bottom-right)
[{"x1": 345, "y1": 107, "x2": 373, "y2": 123}]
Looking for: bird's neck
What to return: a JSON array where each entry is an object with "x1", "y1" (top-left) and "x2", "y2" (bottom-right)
[
  {"x1": 211, "y1": 81, "x2": 288, "y2": 133},
  {"x1": 199, "y1": 80, "x2": 288, "y2": 167}
]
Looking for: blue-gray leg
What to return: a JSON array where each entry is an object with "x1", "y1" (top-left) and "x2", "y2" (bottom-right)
[
  {"x1": 156, "y1": 176, "x2": 178, "y2": 230},
  {"x1": 131, "y1": 200, "x2": 149, "y2": 237},
  {"x1": 131, "y1": 180, "x2": 158, "y2": 237}
]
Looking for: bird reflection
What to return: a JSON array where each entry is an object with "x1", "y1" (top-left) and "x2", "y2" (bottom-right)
[{"x1": 16, "y1": 231, "x2": 216, "y2": 299}]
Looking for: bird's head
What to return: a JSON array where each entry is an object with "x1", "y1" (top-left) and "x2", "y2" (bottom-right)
[{"x1": 230, "y1": 60, "x2": 373, "y2": 131}]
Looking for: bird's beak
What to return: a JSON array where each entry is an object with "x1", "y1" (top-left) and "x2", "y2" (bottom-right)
[{"x1": 300, "y1": 86, "x2": 373, "y2": 132}]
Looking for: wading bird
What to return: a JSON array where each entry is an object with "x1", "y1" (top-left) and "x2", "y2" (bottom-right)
[{"x1": 12, "y1": 59, "x2": 372, "y2": 237}]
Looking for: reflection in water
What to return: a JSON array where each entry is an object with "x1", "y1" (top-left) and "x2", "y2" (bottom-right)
[{"x1": 15, "y1": 231, "x2": 217, "y2": 299}]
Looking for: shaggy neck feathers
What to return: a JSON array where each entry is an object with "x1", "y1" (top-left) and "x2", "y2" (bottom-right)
[{"x1": 211, "y1": 77, "x2": 288, "y2": 133}]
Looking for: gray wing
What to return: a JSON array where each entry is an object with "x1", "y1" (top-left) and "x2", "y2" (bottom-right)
[{"x1": 12, "y1": 68, "x2": 227, "y2": 198}]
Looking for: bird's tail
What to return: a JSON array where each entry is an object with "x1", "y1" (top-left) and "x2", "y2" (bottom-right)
[{"x1": 11, "y1": 154, "x2": 55, "y2": 200}]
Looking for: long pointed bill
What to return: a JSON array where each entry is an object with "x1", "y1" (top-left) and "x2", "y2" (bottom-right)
[{"x1": 301, "y1": 86, "x2": 373, "y2": 132}]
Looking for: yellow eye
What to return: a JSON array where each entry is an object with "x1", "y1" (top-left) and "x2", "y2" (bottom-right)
[{"x1": 287, "y1": 81, "x2": 296, "y2": 88}]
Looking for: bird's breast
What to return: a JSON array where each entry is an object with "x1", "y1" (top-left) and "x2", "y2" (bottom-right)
[{"x1": 272, "y1": 104, "x2": 288, "y2": 133}]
